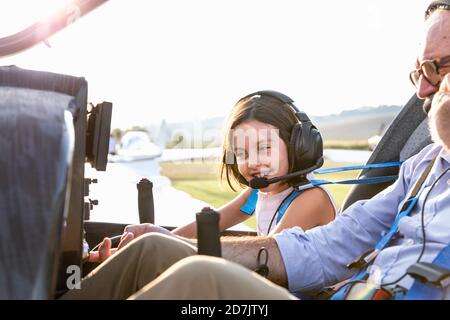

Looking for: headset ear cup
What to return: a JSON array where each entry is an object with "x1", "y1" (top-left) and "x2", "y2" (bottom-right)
[
  {"x1": 310, "y1": 125, "x2": 323, "y2": 165},
  {"x1": 289, "y1": 123, "x2": 304, "y2": 171},
  {"x1": 290, "y1": 122, "x2": 323, "y2": 171},
  {"x1": 302, "y1": 123, "x2": 323, "y2": 168}
]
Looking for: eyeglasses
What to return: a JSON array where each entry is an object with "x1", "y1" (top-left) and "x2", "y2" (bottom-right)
[{"x1": 410, "y1": 55, "x2": 450, "y2": 87}]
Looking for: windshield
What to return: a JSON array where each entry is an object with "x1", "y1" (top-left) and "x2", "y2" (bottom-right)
[{"x1": 0, "y1": 0, "x2": 429, "y2": 129}]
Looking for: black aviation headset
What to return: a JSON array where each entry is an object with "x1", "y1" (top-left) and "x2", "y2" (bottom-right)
[{"x1": 233, "y1": 90, "x2": 324, "y2": 189}]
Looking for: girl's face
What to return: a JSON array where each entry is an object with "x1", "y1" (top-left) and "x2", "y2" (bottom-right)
[{"x1": 232, "y1": 120, "x2": 290, "y2": 194}]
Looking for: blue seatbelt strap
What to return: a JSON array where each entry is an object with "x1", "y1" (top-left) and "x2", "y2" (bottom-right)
[
  {"x1": 402, "y1": 244, "x2": 450, "y2": 300},
  {"x1": 331, "y1": 179, "x2": 429, "y2": 300},
  {"x1": 260, "y1": 176, "x2": 397, "y2": 226},
  {"x1": 240, "y1": 162, "x2": 403, "y2": 217},
  {"x1": 296, "y1": 175, "x2": 399, "y2": 191},
  {"x1": 271, "y1": 161, "x2": 396, "y2": 224},
  {"x1": 313, "y1": 161, "x2": 403, "y2": 175},
  {"x1": 276, "y1": 190, "x2": 302, "y2": 224},
  {"x1": 295, "y1": 161, "x2": 403, "y2": 191},
  {"x1": 374, "y1": 182, "x2": 429, "y2": 251},
  {"x1": 240, "y1": 189, "x2": 258, "y2": 215},
  {"x1": 239, "y1": 189, "x2": 304, "y2": 222},
  {"x1": 331, "y1": 157, "x2": 437, "y2": 300}
]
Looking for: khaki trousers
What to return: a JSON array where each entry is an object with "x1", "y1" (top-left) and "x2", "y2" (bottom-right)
[{"x1": 61, "y1": 233, "x2": 295, "y2": 300}]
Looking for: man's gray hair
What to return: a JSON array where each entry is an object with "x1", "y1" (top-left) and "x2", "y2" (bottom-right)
[{"x1": 426, "y1": 0, "x2": 450, "y2": 20}]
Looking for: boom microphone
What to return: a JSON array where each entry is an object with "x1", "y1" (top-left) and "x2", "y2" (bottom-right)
[{"x1": 249, "y1": 157, "x2": 324, "y2": 189}]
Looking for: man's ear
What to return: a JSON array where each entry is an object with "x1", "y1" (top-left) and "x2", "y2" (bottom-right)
[{"x1": 430, "y1": 74, "x2": 450, "y2": 153}]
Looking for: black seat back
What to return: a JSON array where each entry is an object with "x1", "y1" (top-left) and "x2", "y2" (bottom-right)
[
  {"x1": 341, "y1": 94, "x2": 432, "y2": 210},
  {"x1": 0, "y1": 66, "x2": 88, "y2": 299}
]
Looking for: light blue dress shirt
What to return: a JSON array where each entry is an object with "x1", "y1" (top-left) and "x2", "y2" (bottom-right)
[{"x1": 275, "y1": 143, "x2": 450, "y2": 298}]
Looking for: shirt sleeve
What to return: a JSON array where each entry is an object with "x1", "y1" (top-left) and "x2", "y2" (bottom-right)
[{"x1": 274, "y1": 145, "x2": 436, "y2": 292}]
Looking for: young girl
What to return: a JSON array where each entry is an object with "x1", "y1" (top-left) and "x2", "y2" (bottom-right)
[
  {"x1": 172, "y1": 90, "x2": 336, "y2": 237},
  {"x1": 90, "y1": 91, "x2": 337, "y2": 262}
]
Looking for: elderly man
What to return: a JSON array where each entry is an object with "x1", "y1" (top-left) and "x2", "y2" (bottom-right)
[{"x1": 62, "y1": 1, "x2": 450, "y2": 300}]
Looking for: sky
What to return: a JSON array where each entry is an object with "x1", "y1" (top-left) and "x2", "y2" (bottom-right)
[{"x1": 0, "y1": 0, "x2": 431, "y2": 129}]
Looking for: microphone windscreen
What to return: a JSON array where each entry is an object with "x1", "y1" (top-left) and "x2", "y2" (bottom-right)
[{"x1": 249, "y1": 177, "x2": 269, "y2": 189}]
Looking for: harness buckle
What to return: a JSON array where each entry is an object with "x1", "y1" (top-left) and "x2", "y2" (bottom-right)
[
  {"x1": 347, "y1": 249, "x2": 379, "y2": 269},
  {"x1": 400, "y1": 197, "x2": 414, "y2": 212}
]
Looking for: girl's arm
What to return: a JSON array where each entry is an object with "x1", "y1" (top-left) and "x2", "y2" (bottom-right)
[
  {"x1": 172, "y1": 187, "x2": 254, "y2": 238},
  {"x1": 268, "y1": 187, "x2": 335, "y2": 236}
]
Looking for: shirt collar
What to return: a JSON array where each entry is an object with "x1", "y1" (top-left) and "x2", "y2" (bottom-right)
[{"x1": 439, "y1": 147, "x2": 450, "y2": 164}]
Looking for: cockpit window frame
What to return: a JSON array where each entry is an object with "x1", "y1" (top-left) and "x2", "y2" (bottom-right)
[{"x1": 0, "y1": 0, "x2": 109, "y2": 57}]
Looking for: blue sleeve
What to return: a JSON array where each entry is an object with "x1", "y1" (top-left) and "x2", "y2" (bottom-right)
[{"x1": 240, "y1": 189, "x2": 258, "y2": 215}]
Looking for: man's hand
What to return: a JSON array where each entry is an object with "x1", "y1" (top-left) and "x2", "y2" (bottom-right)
[{"x1": 430, "y1": 74, "x2": 450, "y2": 153}]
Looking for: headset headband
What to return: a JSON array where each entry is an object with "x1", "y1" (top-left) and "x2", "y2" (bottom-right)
[{"x1": 237, "y1": 90, "x2": 313, "y2": 122}]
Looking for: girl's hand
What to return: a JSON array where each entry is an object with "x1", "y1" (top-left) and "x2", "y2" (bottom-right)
[
  {"x1": 87, "y1": 223, "x2": 172, "y2": 263},
  {"x1": 88, "y1": 232, "x2": 134, "y2": 263}
]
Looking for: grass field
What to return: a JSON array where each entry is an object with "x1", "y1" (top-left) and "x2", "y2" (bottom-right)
[
  {"x1": 323, "y1": 139, "x2": 371, "y2": 150},
  {"x1": 160, "y1": 159, "x2": 362, "y2": 230}
]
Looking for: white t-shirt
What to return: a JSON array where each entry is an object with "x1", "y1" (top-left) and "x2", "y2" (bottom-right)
[{"x1": 255, "y1": 186, "x2": 337, "y2": 236}]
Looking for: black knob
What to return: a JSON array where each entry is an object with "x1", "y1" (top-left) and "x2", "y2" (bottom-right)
[
  {"x1": 196, "y1": 207, "x2": 221, "y2": 257},
  {"x1": 137, "y1": 178, "x2": 154, "y2": 224}
]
